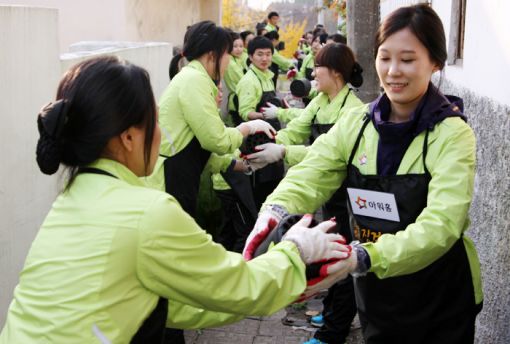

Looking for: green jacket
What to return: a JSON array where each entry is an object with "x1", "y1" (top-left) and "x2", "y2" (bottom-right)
[
  {"x1": 276, "y1": 86, "x2": 364, "y2": 166},
  {"x1": 265, "y1": 23, "x2": 277, "y2": 32},
  {"x1": 272, "y1": 50, "x2": 294, "y2": 72},
  {"x1": 158, "y1": 60, "x2": 243, "y2": 157},
  {"x1": 225, "y1": 55, "x2": 246, "y2": 114},
  {"x1": 297, "y1": 52, "x2": 314, "y2": 79},
  {"x1": 224, "y1": 55, "x2": 245, "y2": 95},
  {"x1": 265, "y1": 107, "x2": 483, "y2": 304},
  {"x1": 240, "y1": 49, "x2": 249, "y2": 71},
  {"x1": 236, "y1": 65, "x2": 275, "y2": 121},
  {"x1": 0, "y1": 159, "x2": 306, "y2": 343}
]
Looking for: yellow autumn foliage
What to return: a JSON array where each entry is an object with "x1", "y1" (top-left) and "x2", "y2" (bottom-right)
[
  {"x1": 222, "y1": 0, "x2": 264, "y2": 32},
  {"x1": 279, "y1": 19, "x2": 308, "y2": 59}
]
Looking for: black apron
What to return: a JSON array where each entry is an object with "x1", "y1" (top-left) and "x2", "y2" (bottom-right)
[
  {"x1": 345, "y1": 117, "x2": 479, "y2": 343},
  {"x1": 305, "y1": 67, "x2": 314, "y2": 81},
  {"x1": 162, "y1": 136, "x2": 211, "y2": 218},
  {"x1": 78, "y1": 167, "x2": 168, "y2": 344}
]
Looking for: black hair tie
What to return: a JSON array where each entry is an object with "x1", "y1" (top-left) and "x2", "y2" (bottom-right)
[
  {"x1": 352, "y1": 62, "x2": 363, "y2": 76},
  {"x1": 350, "y1": 62, "x2": 364, "y2": 88},
  {"x1": 35, "y1": 100, "x2": 70, "y2": 175}
]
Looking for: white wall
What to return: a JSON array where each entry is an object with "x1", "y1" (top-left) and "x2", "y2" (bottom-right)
[
  {"x1": 0, "y1": 5, "x2": 171, "y2": 327},
  {"x1": 1, "y1": 0, "x2": 222, "y2": 53},
  {"x1": 436, "y1": 0, "x2": 510, "y2": 106},
  {"x1": 0, "y1": 5, "x2": 61, "y2": 326}
]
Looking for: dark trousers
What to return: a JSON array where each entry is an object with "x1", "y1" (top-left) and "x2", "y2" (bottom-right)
[
  {"x1": 163, "y1": 328, "x2": 185, "y2": 344},
  {"x1": 314, "y1": 276, "x2": 357, "y2": 344},
  {"x1": 216, "y1": 190, "x2": 255, "y2": 253},
  {"x1": 252, "y1": 180, "x2": 281, "y2": 210}
]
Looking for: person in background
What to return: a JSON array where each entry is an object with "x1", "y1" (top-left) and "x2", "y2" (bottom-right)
[
  {"x1": 246, "y1": 4, "x2": 483, "y2": 343},
  {"x1": 297, "y1": 31, "x2": 327, "y2": 81},
  {"x1": 224, "y1": 31, "x2": 246, "y2": 124},
  {"x1": 161, "y1": 21, "x2": 275, "y2": 218},
  {"x1": 236, "y1": 36, "x2": 285, "y2": 208},
  {"x1": 265, "y1": 11, "x2": 280, "y2": 32},
  {"x1": 326, "y1": 33, "x2": 347, "y2": 45},
  {"x1": 0, "y1": 55, "x2": 352, "y2": 344},
  {"x1": 240, "y1": 30, "x2": 255, "y2": 71},
  {"x1": 264, "y1": 30, "x2": 295, "y2": 88}
]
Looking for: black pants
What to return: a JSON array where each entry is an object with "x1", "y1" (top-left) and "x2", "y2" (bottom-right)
[
  {"x1": 216, "y1": 190, "x2": 255, "y2": 253},
  {"x1": 252, "y1": 180, "x2": 281, "y2": 211},
  {"x1": 163, "y1": 328, "x2": 185, "y2": 344},
  {"x1": 314, "y1": 276, "x2": 357, "y2": 344}
]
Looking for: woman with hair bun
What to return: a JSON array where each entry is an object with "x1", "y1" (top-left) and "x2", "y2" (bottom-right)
[
  {"x1": 161, "y1": 21, "x2": 276, "y2": 219},
  {"x1": 247, "y1": 4, "x2": 483, "y2": 343},
  {"x1": 0, "y1": 55, "x2": 351, "y2": 344},
  {"x1": 250, "y1": 43, "x2": 364, "y2": 167}
]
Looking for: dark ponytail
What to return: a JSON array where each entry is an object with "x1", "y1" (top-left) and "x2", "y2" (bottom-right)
[
  {"x1": 170, "y1": 21, "x2": 233, "y2": 81},
  {"x1": 315, "y1": 43, "x2": 364, "y2": 88},
  {"x1": 36, "y1": 56, "x2": 157, "y2": 187}
]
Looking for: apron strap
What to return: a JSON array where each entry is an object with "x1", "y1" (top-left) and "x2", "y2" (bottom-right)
[
  {"x1": 78, "y1": 167, "x2": 117, "y2": 179},
  {"x1": 347, "y1": 115, "x2": 371, "y2": 166},
  {"x1": 311, "y1": 88, "x2": 351, "y2": 125},
  {"x1": 422, "y1": 128, "x2": 430, "y2": 175}
]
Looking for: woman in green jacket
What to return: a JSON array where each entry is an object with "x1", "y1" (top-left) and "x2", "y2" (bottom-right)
[
  {"x1": 252, "y1": 43, "x2": 364, "y2": 166},
  {"x1": 162, "y1": 21, "x2": 276, "y2": 218},
  {"x1": 245, "y1": 4, "x2": 483, "y2": 343},
  {"x1": 0, "y1": 56, "x2": 351, "y2": 344}
]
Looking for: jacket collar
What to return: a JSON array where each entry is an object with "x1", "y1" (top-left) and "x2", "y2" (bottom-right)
[
  {"x1": 368, "y1": 83, "x2": 466, "y2": 172},
  {"x1": 250, "y1": 64, "x2": 274, "y2": 80},
  {"x1": 87, "y1": 158, "x2": 145, "y2": 187},
  {"x1": 187, "y1": 60, "x2": 219, "y2": 91}
]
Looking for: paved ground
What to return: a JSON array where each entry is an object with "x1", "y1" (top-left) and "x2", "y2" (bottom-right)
[{"x1": 184, "y1": 295, "x2": 364, "y2": 344}]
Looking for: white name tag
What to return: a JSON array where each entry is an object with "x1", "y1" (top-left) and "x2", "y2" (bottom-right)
[{"x1": 347, "y1": 188, "x2": 400, "y2": 222}]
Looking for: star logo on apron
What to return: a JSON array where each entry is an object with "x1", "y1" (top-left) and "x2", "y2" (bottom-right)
[
  {"x1": 359, "y1": 153, "x2": 367, "y2": 165},
  {"x1": 355, "y1": 196, "x2": 367, "y2": 209}
]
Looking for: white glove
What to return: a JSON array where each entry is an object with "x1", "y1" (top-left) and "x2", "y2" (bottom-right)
[
  {"x1": 243, "y1": 206, "x2": 288, "y2": 260},
  {"x1": 246, "y1": 143, "x2": 285, "y2": 164},
  {"x1": 237, "y1": 119, "x2": 276, "y2": 139},
  {"x1": 282, "y1": 215, "x2": 350, "y2": 264},
  {"x1": 261, "y1": 102, "x2": 279, "y2": 120}
]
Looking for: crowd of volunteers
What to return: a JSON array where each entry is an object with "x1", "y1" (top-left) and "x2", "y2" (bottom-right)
[{"x1": 1, "y1": 4, "x2": 482, "y2": 344}]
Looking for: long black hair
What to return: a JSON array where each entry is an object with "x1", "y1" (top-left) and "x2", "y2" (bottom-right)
[
  {"x1": 169, "y1": 21, "x2": 233, "y2": 80},
  {"x1": 36, "y1": 56, "x2": 157, "y2": 188}
]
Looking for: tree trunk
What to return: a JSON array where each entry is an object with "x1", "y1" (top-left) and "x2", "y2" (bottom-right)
[{"x1": 347, "y1": 0, "x2": 380, "y2": 103}]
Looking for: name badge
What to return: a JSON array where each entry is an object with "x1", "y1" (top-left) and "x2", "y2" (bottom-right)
[{"x1": 347, "y1": 188, "x2": 400, "y2": 222}]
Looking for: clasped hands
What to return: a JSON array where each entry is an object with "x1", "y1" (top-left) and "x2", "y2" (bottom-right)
[{"x1": 243, "y1": 211, "x2": 360, "y2": 302}]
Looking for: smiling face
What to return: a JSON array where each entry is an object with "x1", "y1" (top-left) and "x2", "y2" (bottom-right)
[
  {"x1": 250, "y1": 48, "x2": 272, "y2": 71},
  {"x1": 311, "y1": 36, "x2": 322, "y2": 54},
  {"x1": 376, "y1": 27, "x2": 439, "y2": 120},
  {"x1": 232, "y1": 38, "x2": 244, "y2": 58},
  {"x1": 313, "y1": 66, "x2": 342, "y2": 94}
]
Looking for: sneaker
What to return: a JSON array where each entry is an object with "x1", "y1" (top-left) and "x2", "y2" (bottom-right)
[
  {"x1": 310, "y1": 314, "x2": 324, "y2": 327},
  {"x1": 303, "y1": 338, "x2": 327, "y2": 344}
]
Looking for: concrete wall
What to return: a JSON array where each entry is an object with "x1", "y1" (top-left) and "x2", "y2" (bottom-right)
[
  {"x1": 0, "y1": 5, "x2": 171, "y2": 327},
  {"x1": 1, "y1": 0, "x2": 222, "y2": 53},
  {"x1": 0, "y1": 5, "x2": 62, "y2": 327},
  {"x1": 439, "y1": 79, "x2": 510, "y2": 343}
]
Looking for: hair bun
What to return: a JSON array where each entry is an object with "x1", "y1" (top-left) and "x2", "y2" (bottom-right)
[
  {"x1": 350, "y1": 62, "x2": 364, "y2": 88},
  {"x1": 35, "y1": 100, "x2": 69, "y2": 175}
]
